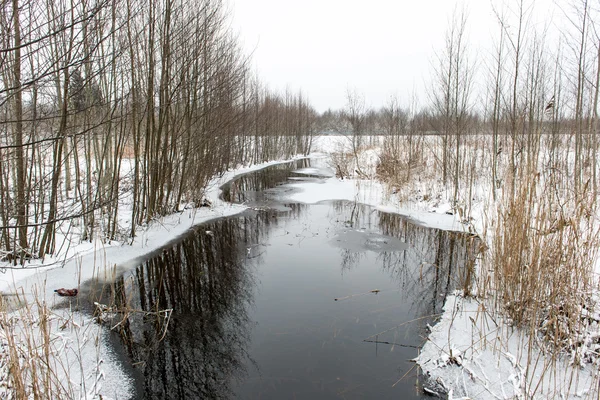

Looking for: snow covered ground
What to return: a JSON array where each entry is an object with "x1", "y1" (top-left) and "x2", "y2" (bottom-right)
[{"x1": 416, "y1": 294, "x2": 599, "y2": 399}]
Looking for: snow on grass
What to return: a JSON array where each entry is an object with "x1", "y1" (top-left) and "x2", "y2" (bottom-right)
[
  {"x1": 417, "y1": 293, "x2": 599, "y2": 399},
  {"x1": 0, "y1": 303, "x2": 132, "y2": 400}
]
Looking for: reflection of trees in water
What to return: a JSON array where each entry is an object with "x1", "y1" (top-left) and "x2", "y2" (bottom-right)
[
  {"x1": 330, "y1": 201, "x2": 373, "y2": 273},
  {"x1": 339, "y1": 248, "x2": 366, "y2": 272},
  {"x1": 221, "y1": 159, "x2": 311, "y2": 203},
  {"x1": 101, "y1": 211, "x2": 287, "y2": 399},
  {"x1": 331, "y1": 200, "x2": 376, "y2": 230},
  {"x1": 328, "y1": 202, "x2": 481, "y2": 319},
  {"x1": 379, "y1": 211, "x2": 481, "y2": 318}
]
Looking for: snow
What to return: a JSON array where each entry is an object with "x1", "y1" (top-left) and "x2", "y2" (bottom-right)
[
  {"x1": 417, "y1": 294, "x2": 599, "y2": 399},
  {"x1": 282, "y1": 175, "x2": 464, "y2": 232},
  {"x1": 0, "y1": 306, "x2": 132, "y2": 400},
  {"x1": 299, "y1": 135, "x2": 465, "y2": 232}
]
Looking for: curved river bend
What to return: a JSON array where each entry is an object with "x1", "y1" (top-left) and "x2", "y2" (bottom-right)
[{"x1": 93, "y1": 158, "x2": 480, "y2": 399}]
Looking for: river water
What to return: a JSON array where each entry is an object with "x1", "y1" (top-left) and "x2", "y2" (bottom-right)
[{"x1": 96, "y1": 159, "x2": 480, "y2": 399}]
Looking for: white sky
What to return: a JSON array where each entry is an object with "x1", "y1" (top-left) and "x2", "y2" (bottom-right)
[{"x1": 230, "y1": 0, "x2": 562, "y2": 113}]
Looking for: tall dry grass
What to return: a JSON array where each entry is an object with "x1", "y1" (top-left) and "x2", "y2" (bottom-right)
[
  {"x1": 480, "y1": 156, "x2": 600, "y2": 396},
  {"x1": 488, "y1": 174, "x2": 599, "y2": 339},
  {"x1": 1, "y1": 289, "x2": 74, "y2": 399},
  {"x1": 0, "y1": 286, "x2": 111, "y2": 399}
]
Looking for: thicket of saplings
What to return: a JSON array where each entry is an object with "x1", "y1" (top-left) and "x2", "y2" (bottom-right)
[{"x1": 0, "y1": 0, "x2": 316, "y2": 265}]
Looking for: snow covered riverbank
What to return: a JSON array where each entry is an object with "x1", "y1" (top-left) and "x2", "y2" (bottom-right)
[{"x1": 416, "y1": 294, "x2": 599, "y2": 399}]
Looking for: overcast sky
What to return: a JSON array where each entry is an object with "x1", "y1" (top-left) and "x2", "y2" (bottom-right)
[{"x1": 230, "y1": 0, "x2": 560, "y2": 113}]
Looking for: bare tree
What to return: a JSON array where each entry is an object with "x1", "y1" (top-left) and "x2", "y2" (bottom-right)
[{"x1": 430, "y1": 6, "x2": 474, "y2": 204}]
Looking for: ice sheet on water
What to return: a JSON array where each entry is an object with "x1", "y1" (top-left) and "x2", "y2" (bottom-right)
[
  {"x1": 293, "y1": 166, "x2": 335, "y2": 178},
  {"x1": 329, "y1": 228, "x2": 408, "y2": 252}
]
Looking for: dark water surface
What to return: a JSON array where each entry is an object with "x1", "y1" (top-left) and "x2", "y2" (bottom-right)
[{"x1": 96, "y1": 159, "x2": 480, "y2": 399}]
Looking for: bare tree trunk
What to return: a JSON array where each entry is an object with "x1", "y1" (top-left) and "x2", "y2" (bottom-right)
[
  {"x1": 573, "y1": 0, "x2": 589, "y2": 197},
  {"x1": 11, "y1": 0, "x2": 29, "y2": 257}
]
